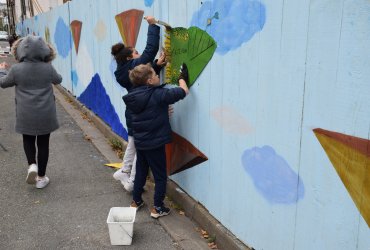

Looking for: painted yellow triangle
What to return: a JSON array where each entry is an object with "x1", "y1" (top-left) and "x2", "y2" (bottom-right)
[
  {"x1": 104, "y1": 163, "x2": 122, "y2": 169},
  {"x1": 315, "y1": 132, "x2": 370, "y2": 227}
]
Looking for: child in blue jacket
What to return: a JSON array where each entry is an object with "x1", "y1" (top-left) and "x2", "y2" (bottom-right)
[{"x1": 123, "y1": 63, "x2": 189, "y2": 218}]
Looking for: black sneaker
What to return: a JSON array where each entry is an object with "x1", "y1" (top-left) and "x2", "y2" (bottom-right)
[
  {"x1": 150, "y1": 206, "x2": 171, "y2": 219},
  {"x1": 130, "y1": 200, "x2": 144, "y2": 210}
]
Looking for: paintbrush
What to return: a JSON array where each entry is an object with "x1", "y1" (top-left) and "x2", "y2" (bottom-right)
[{"x1": 144, "y1": 16, "x2": 172, "y2": 30}]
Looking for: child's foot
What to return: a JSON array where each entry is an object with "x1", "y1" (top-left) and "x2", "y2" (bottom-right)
[
  {"x1": 26, "y1": 164, "x2": 38, "y2": 184},
  {"x1": 36, "y1": 176, "x2": 49, "y2": 189},
  {"x1": 150, "y1": 206, "x2": 171, "y2": 219},
  {"x1": 130, "y1": 200, "x2": 144, "y2": 210},
  {"x1": 113, "y1": 168, "x2": 130, "y2": 184},
  {"x1": 123, "y1": 179, "x2": 134, "y2": 192}
]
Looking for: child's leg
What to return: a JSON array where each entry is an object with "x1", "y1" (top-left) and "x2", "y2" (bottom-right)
[
  {"x1": 133, "y1": 149, "x2": 149, "y2": 203},
  {"x1": 122, "y1": 135, "x2": 136, "y2": 172},
  {"x1": 22, "y1": 134, "x2": 36, "y2": 165},
  {"x1": 146, "y1": 145, "x2": 167, "y2": 208},
  {"x1": 128, "y1": 154, "x2": 137, "y2": 182},
  {"x1": 36, "y1": 134, "x2": 50, "y2": 177}
]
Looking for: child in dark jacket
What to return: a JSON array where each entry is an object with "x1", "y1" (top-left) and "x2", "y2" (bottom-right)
[
  {"x1": 111, "y1": 16, "x2": 166, "y2": 192},
  {"x1": 123, "y1": 63, "x2": 189, "y2": 218}
]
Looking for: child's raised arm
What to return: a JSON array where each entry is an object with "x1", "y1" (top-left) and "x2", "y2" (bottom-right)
[{"x1": 0, "y1": 64, "x2": 16, "y2": 89}]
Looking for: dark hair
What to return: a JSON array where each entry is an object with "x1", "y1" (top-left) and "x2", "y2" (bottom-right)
[
  {"x1": 111, "y1": 43, "x2": 134, "y2": 64},
  {"x1": 129, "y1": 63, "x2": 154, "y2": 87}
]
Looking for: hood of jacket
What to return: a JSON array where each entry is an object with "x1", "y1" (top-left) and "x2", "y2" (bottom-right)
[
  {"x1": 123, "y1": 85, "x2": 157, "y2": 114},
  {"x1": 15, "y1": 35, "x2": 50, "y2": 62}
]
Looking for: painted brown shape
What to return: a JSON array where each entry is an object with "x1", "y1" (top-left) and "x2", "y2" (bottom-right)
[
  {"x1": 314, "y1": 128, "x2": 370, "y2": 227},
  {"x1": 165, "y1": 132, "x2": 208, "y2": 175},
  {"x1": 115, "y1": 9, "x2": 144, "y2": 47},
  {"x1": 70, "y1": 20, "x2": 82, "y2": 53}
]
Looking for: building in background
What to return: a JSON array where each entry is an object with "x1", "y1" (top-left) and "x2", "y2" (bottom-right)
[{"x1": 6, "y1": 0, "x2": 67, "y2": 35}]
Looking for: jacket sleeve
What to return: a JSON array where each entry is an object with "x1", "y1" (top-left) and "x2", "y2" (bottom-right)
[
  {"x1": 131, "y1": 24, "x2": 160, "y2": 68},
  {"x1": 160, "y1": 86, "x2": 186, "y2": 105},
  {"x1": 50, "y1": 65, "x2": 62, "y2": 85},
  {"x1": 0, "y1": 68, "x2": 16, "y2": 88}
]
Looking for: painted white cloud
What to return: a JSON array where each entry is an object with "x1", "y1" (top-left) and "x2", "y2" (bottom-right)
[
  {"x1": 75, "y1": 44, "x2": 94, "y2": 87},
  {"x1": 211, "y1": 106, "x2": 254, "y2": 135},
  {"x1": 94, "y1": 20, "x2": 107, "y2": 42}
]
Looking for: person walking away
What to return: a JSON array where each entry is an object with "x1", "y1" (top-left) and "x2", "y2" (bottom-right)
[
  {"x1": 0, "y1": 35, "x2": 62, "y2": 189},
  {"x1": 111, "y1": 15, "x2": 166, "y2": 192},
  {"x1": 123, "y1": 63, "x2": 189, "y2": 218}
]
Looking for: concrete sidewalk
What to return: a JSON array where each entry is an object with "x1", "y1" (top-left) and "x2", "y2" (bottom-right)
[{"x1": 0, "y1": 58, "x2": 209, "y2": 249}]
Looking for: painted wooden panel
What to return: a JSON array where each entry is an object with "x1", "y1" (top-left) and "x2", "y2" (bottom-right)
[{"x1": 15, "y1": 0, "x2": 370, "y2": 249}]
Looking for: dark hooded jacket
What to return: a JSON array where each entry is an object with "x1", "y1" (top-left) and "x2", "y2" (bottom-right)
[
  {"x1": 123, "y1": 84, "x2": 186, "y2": 150},
  {"x1": 114, "y1": 24, "x2": 162, "y2": 136}
]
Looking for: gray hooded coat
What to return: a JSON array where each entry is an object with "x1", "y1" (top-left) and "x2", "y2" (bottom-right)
[{"x1": 0, "y1": 35, "x2": 62, "y2": 135}]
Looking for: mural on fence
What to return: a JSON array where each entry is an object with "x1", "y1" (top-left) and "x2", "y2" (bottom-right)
[
  {"x1": 164, "y1": 26, "x2": 217, "y2": 86},
  {"x1": 166, "y1": 132, "x2": 208, "y2": 175},
  {"x1": 191, "y1": 0, "x2": 266, "y2": 55},
  {"x1": 78, "y1": 74, "x2": 128, "y2": 140},
  {"x1": 44, "y1": 27, "x2": 50, "y2": 43},
  {"x1": 16, "y1": 0, "x2": 370, "y2": 249},
  {"x1": 115, "y1": 9, "x2": 144, "y2": 47},
  {"x1": 70, "y1": 20, "x2": 82, "y2": 54},
  {"x1": 314, "y1": 128, "x2": 370, "y2": 227}
]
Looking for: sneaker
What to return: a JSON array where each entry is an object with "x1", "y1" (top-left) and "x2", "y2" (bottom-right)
[
  {"x1": 123, "y1": 179, "x2": 134, "y2": 192},
  {"x1": 130, "y1": 200, "x2": 144, "y2": 210},
  {"x1": 113, "y1": 168, "x2": 130, "y2": 184},
  {"x1": 26, "y1": 164, "x2": 38, "y2": 184},
  {"x1": 150, "y1": 206, "x2": 171, "y2": 219},
  {"x1": 36, "y1": 176, "x2": 50, "y2": 189}
]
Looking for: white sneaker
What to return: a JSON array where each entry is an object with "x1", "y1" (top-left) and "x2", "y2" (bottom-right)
[
  {"x1": 113, "y1": 169, "x2": 130, "y2": 184},
  {"x1": 36, "y1": 176, "x2": 50, "y2": 189},
  {"x1": 26, "y1": 164, "x2": 38, "y2": 184},
  {"x1": 123, "y1": 179, "x2": 134, "y2": 192}
]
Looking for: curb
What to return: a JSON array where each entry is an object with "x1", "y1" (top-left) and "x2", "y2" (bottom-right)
[{"x1": 55, "y1": 84, "x2": 251, "y2": 250}]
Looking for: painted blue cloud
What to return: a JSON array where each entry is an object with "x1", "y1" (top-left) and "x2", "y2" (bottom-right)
[
  {"x1": 242, "y1": 146, "x2": 304, "y2": 204},
  {"x1": 144, "y1": 0, "x2": 154, "y2": 7},
  {"x1": 71, "y1": 70, "x2": 79, "y2": 88},
  {"x1": 191, "y1": 0, "x2": 266, "y2": 55},
  {"x1": 78, "y1": 74, "x2": 128, "y2": 140},
  {"x1": 54, "y1": 17, "x2": 71, "y2": 58}
]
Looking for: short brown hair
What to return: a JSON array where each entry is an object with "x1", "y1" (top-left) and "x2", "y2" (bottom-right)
[{"x1": 129, "y1": 64, "x2": 154, "y2": 86}]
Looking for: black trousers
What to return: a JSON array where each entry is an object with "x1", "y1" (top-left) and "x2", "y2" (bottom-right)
[
  {"x1": 22, "y1": 134, "x2": 50, "y2": 177},
  {"x1": 133, "y1": 145, "x2": 167, "y2": 208}
]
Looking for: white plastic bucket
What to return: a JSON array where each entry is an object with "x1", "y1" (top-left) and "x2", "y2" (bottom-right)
[{"x1": 106, "y1": 207, "x2": 137, "y2": 245}]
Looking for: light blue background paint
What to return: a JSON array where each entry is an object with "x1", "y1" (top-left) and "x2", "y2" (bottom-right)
[{"x1": 16, "y1": 1, "x2": 370, "y2": 249}]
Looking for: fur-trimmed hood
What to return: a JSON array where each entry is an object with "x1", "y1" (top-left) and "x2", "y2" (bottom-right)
[{"x1": 12, "y1": 35, "x2": 55, "y2": 62}]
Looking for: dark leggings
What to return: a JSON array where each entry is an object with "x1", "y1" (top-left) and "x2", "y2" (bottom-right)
[{"x1": 22, "y1": 134, "x2": 50, "y2": 177}]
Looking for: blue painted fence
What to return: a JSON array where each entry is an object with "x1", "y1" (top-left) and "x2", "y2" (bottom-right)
[{"x1": 17, "y1": 0, "x2": 370, "y2": 249}]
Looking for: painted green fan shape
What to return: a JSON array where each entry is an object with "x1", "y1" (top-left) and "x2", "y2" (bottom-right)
[{"x1": 165, "y1": 26, "x2": 217, "y2": 87}]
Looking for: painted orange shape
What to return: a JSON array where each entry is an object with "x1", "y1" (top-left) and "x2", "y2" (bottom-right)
[
  {"x1": 115, "y1": 9, "x2": 144, "y2": 47},
  {"x1": 165, "y1": 132, "x2": 208, "y2": 175},
  {"x1": 70, "y1": 20, "x2": 82, "y2": 54},
  {"x1": 314, "y1": 128, "x2": 370, "y2": 227}
]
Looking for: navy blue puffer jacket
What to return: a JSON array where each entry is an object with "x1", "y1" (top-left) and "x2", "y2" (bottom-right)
[{"x1": 122, "y1": 84, "x2": 186, "y2": 150}]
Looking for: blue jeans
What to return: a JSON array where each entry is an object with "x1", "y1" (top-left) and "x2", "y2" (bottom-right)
[{"x1": 133, "y1": 145, "x2": 167, "y2": 207}]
